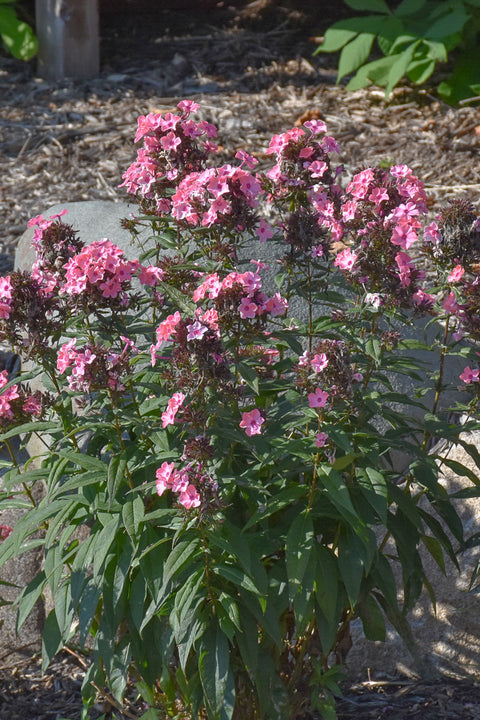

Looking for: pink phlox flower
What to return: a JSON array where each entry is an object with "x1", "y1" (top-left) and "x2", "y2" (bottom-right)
[
  {"x1": 155, "y1": 312, "x2": 182, "y2": 345},
  {"x1": 395, "y1": 252, "x2": 415, "y2": 287},
  {"x1": 414, "y1": 289, "x2": 435, "y2": 310},
  {"x1": 311, "y1": 244, "x2": 324, "y2": 258},
  {"x1": 177, "y1": 99, "x2": 199, "y2": 117},
  {"x1": 193, "y1": 273, "x2": 222, "y2": 302},
  {"x1": 0, "y1": 525, "x2": 12, "y2": 541},
  {"x1": 156, "y1": 461, "x2": 176, "y2": 496},
  {"x1": 299, "y1": 146, "x2": 315, "y2": 159},
  {"x1": 390, "y1": 220, "x2": 420, "y2": 250},
  {"x1": 390, "y1": 164, "x2": 412, "y2": 179},
  {"x1": 308, "y1": 160, "x2": 328, "y2": 179},
  {"x1": 443, "y1": 291, "x2": 460, "y2": 315},
  {"x1": 161, "y1": 391, "x2": 186, "y2": 428},
  {"x1": 304, "y1": 119, "x2": 328, "y2": 135},
  {"x1": 160, "y1": 112, "x2": 181, "y2": 132},
  {"x1": 264, "y1": 293, "x2": 288, "y2": 317},
  {"x1": 448, "y1": 264, "x2": 465, "y2": 283},
  {"x1": 99, "y1": 277, "x2": 123, "y2": 298},
  {"x1": 308, "y1": 388, "x2": 329, "y2": 408},
  {"x1": 27, "y1": 209, "x2": 68, "y2": 229},
  {"x1": 251, "y1": 259, "x2": 268, "y2": 271},
  {"x1": 298, "y1": 351, "x2": 310, "y2": 367},
  {"x1": 134, "y1": 112, "x2": 163, "y2": 143},
  {"x1": 352, "y1": 372, "x2": 363, "y2": 382},
  {"x1": 239, "y1": 298, "x2": 258, "y2": 319},
  {"x1": 256, "y1": 218, "x2": 274, "y2": 242},
  {"x1": 186, "y1": 320, "x2": 208, "y2": 341},
  {"x1": 171, "y1": 469, "x2": 189, "y2": 494},
  {"x1": 334, "y1": 247, "x2": 357, "y2": 272},
  {"x1": 369, "y1": 186, "x2": 389, "y2": 211},
  {"x1": 341, "y1": 200, "x2": 358, "y2": 221},
  {"x1": 311, "y1": 353, "x2": 328, "y2": 373},
  {"x1": 197, "y1": 120, "x2": 218, "y2": 138},
  {"x1": 199, "y1": 308, "x2": 219, "y2": 332},
  {"x1": 315, "y1": 432, "x2": 329, "y2": 448},
  {"x1": 346, "y1": 168, "x2": 374, "y2": 199},
  {"x1": 138, "y1": 265, "x2": 164, "y2": 286},
  {"x1": 57, "y1": 339, "x2": 78, "y2": 373},
  {"x1": 460, "y1": 366, "x2": 480, "y2": 384},
  {"x1": 178, "y1": 485, "x2": 202, "y2": 510},
  {"x1": 240, "y1": 408, "x2": 265, "y2": 436},
  {"x1": 321, "y1": 136, "x2": 341, "y2": 153},
  {"x1": 235, "y1": 149, "x2": 259, "y2": 169}
]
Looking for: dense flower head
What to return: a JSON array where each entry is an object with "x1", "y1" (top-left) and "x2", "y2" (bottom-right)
[
  {"x1": 170, "y1": 164, "x2": 261, "y2": 231},
  {"x1": 296, "y1": 339, "x2": 354, "y2": 402},
  {"x1": 0, "y1": 270, "x2": 64, "y2": 359},
  {"x1": 119, "y1": 100, "x2": 219, "y2": 215},
  {"x1": 424, "y1": 199, "x2": 480, "y2": 270},
  {"x1": 28, "y1": 211, "x2": 84, "y2": 290},
  {"x1": 61, "y1": 239, "x2": 139, "y2": 309},
  {"x1": 0, "y1": 369, "x2": 49, "y2": 427},
  {"x1": 56, "y1": 338, "x2": 133, "y2": 394},
  {"x1": 155, "y1": 459, "x2": 217, "y2": 510},
  {"x1": 334, "y1": 165, "x2": 431, "y2": 308}
]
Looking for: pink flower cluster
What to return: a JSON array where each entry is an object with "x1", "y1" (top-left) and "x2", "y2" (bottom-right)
[
  {"x1": 119, "y1": 100, "x2": 219, "y2": 214},
  {"x1": 193, "y1": 269, "x2": 288, "y2": 320},
  {"x1": 62, "y1": 240, "x2": 139, "y2": 302},
  {"x1": 0, "y1": 277, "x2": 12, "y2": 320},
  {"x1": 57, "y1": 338, "x2": 133, "y2": 393},
  {"x1": 155, "y1": 460, "x2": 201, "y2": 509},
  {"x1": 170, "y1": 164, "x2": 261, "y2": 229},
  {"x1": 0, "y1": 370, "x2": 43, "y2": 426},
  {"x1": 162, "y1": 391, "x2": 186, "y2": 428}
]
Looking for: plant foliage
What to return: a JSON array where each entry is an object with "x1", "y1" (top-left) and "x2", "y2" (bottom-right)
[
  {"x1": 0, "y1": 101, "x2": 480, "y2": 719},
  {"x1": 314, "y1": 0, "x2": 480, "y2": 104}
]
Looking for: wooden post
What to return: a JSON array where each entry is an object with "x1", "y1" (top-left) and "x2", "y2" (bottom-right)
[{"x1": 35, "y1": 0, "x2": 100, "y2": 81}]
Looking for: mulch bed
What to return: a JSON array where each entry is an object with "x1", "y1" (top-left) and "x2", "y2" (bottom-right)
[{"x1": 1, "y1": 1, "x2": 480, "y2": 717}]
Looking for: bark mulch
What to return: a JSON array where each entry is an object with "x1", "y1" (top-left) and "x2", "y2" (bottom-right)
[{"x1": 1, "y1": 1, "x2": 480, "y2": 718}]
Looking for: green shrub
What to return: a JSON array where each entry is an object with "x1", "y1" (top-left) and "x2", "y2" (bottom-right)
[
  {"x1": 314, "y1": 0, "x2": 480, "y2": 104},
  {"x1": 0, "y1": 0, "x2": 37, "y2": 60}
]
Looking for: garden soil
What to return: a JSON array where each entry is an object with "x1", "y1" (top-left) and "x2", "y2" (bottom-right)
[{"x1": 1, "y1": 1, "x2": 480, "y2": 717}]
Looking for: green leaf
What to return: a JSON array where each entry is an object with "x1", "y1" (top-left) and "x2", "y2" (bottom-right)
[
  {"x1": 315, "y1": 16, "x2": 393, "y2": 54},
  {"x1": 319, "y1": 466, "x2": 362, "y2": 528},
  {"x1": 315, "y1": 546, "x2": 339, "y2": 625},
  {"x1": 356, "y1": 467, "x2": 388, "y2": 523},
  {"x1": 0, "y1": 5, "x2": 37, "y2": 60},
  {"x1": 16, "y1": 571, "x2": 47, "y2": 632},
  {"x1": 338, "y1": 527, "x2": 365, "y2": 607},
  {"x1": 286, "y1": 511, "x2": 314, "y2": 603},
  {"x1": 236, "y1": 361, "x2": 259, "y2": 395},
  {"x1": 407, "y1": 58, "x2": 436, "y2": 84},
  {"x1": 425, "y1": 9, "x2": 469, "y2": 41},
  {"x1": 344, "y1": 0, "x2": 391, "y2": 11},
  {"x1": 122, "y1": 493, "x2": 145, "y2": 546},
  {"x1": 199, "y1": 625, "x2": 233, "y2": 720},
  {"x1": 421, "y1": 534, "x2": 446, "y2": 574},
  {"x1": 385, "y1": 40, "x2": 421, "y2": 97},
  {"x1": 394, "y1": 0, "x2": 427, "y2": 16},
  {"x1": 357, "y1": 594, "x2": 386, "y2": 641},
  {"x1": 42, "y1": 609, "x2": 63, "y2": 672},
  {"x1": 337, "y1": 33, "x2": 376, "y2": 82},
  {"x1": 347, "y1": 55, "x2": 397, "y2": 90},
  {"x1": 212, "y1": 564, "x2": 263, "y2": 596},
  {"x1": 162, "y1": 537, "x2": 201, "y2": 589},
  {"x1": 57, "y1": 450, "x2": 107, "y2": 473},
  {"x1": 108, "y1": 454, "x2": 128, "y2": 505}
]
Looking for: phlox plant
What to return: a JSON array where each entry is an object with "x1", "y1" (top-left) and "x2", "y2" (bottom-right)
[{"x1": 1, "y1": 98, "x2": 480, "y2": 720}]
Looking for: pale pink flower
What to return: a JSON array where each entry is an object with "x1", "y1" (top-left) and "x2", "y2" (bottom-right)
[
  {"x1": 186, "y1": 321, "x2": 208, "y2": 341},
  {"x1": 448, "y1": 264, "x2": 465, "y2": 283},
  {"x1": 334, "y1": 248, "x2": 357, "y2": 272},
  {"x1": 315, "y1": 432, "x2": 329, "y2": 448},
  {"x1": 161, "y1": 392, "x2": 186, "y2": 428},
  {"x1": 156, "y1": 461, "x2": 176, "y2": 496},
  {"x1": 460, "y1": 366, "x2": 480, "y2": 384},
  {"x1": 264, "y1": 293, "x2": 288, "y2": 317},
  {"x1": 179, "y1": 485, "x2": 201, "y2": 510},
  {"x1": 311, "y1": 353, "x2": 328, "y2": 373},
  {"x1": 443, "y1": 291, "x2": 460, "y2": 315},
  {"x1": 256, "y1": 219, "x2": 274, "y2": 242},
  {"x1": 240, "y1": 409, "x2": 264, "y2": 437},
  {"x1": 308, "y1": 388, "x2": 329, "y2": 408},
  {"x1": 57, "y1": 338, "x2": 77, "y2": 373},
  {"x1": 304, "y1": 119, "x2": 327, "y2": 135},
  {"x1": 239, "y1": 298, "x2": 258, "y2": 319},
  {"x1": 424, "y1": 221, "x2": 442, "y2": 244}
]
